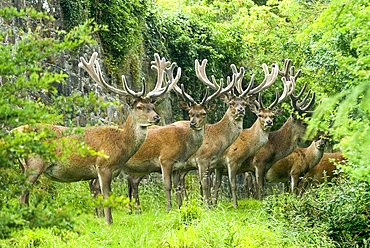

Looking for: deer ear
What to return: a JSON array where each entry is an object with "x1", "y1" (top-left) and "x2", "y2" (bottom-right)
[
  {"x1": 220, "y1": 94, "x2": 229, "y2": 103},
  {"x1": 179, "y1": 100, "x2": 190, "y2": 111},
  {"x1": 273, "y1": 107, "x2": 284, "y2": 116},
  {"x1": 208, "y1": 103, "x2": 217, "y2": 112}
]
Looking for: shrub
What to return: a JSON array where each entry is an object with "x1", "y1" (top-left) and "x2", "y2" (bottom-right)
[{"x1": 264, "y1": 178, "x2": 370, "y2": 246}]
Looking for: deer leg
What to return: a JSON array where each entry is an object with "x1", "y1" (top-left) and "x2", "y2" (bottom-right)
[
  {"x1": 97, "y1": 168, "x2": 113, "y2": 224},
  {"x1": 127, "y1": 175, "x2": 133, "y2": 203},
  {"x1": 19, "y1": 157, "x2": 45, "y2": 205},
  {"x1": 127, "y1": 175, "x2": 143, "y2": 213},
  {"x1": 212, "y1": 168, "x2": 222, "y2": 206},
  {"x1": 228, "y1": 166, "x2": 238, "y2": 208},
  {"x1": 254, "y1": 165, "x2": 266, "y2": 200},
  {"x1": 290, "y1": 174, "x2": 299, "y2": 195},
  {"x1": 161, "y1": 163, "x2": 173, "y2": 212},
  {"x1": 173, "y1": 171, "x2": 183, "y2": 209},
  {"x1": 132, "y1": 175, "x2": 144, "y2": 213},
  {"x1": 180, "y1": 171, "x2": 188, "y2": 202},
  {"x1": 89, "y1": 179, "x2": 105, "y2": 217},
  {"x1": 244, "y1": 172, "x2": 252, "y2": 199},
  {"x1": 199, "y1": 163, "x2": 211, "y2": 206}
]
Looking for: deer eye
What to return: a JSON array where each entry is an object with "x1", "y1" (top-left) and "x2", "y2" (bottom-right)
[
  {"x1": 258, "y1": 114, "x2": 262, "y2": 118},
  {"x1": 137, "y1": 106, "x2": 142, "y2": 110}
]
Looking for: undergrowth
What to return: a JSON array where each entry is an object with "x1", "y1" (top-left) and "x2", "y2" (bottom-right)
[{"x1": 0, "y1": 172, "x2": 340, "y2": 247}]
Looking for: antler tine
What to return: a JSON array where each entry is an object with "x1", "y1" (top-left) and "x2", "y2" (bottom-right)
[
  {"x1": 230, "y1": 64, "x2": 246, "y2": 94},
  {"x1": 121, "y1": 76, "x2": 146, "y2": 98},
  {"x1": 273, "y1": 75, "x2": 296, "y2": 106},
  {"x1": 297, "y1": 89, "x2": 312, "y2": 108},
  {"x1": 301, "y1": 91, "x2": 315, "y2": 112},
  {"x1": 251, "y1": 93, "x2": 262, "y2": 109},
  {"x1": 200, "y1": 87, "x2": 210, "y2": 105},
  {"x1": 217, "y1": 74, "x2": 236, "y2": 97},
  {"x1": 258, "y1": 63, "x2": 279, "y2": 92},
  {"x1": 150, "y1": 53, "x2": 170, "y2": 91},
  {"x1": 180, "y1": 84, "x2": 197, "y2": 105},
  {"x1": 230, "y1": 65, "x2": 254, "y2": 98},
  {"x1": 278, "y1": 59, "x2": 292, "y2": 78},
  {"x1": 164, "y1": 62, "x2": 182, "y2": 92},
  {"x1": 240, "y1": 74, "x2": 255, "y2": 98},
  {"x1": 290, "y1": 82, "x2": 316, "y2": 113},
  {"x1": 203, "y1": 77, "x2": 224, "y2": 105},
  {"x1": 268, "y1": 88, "x2": 280, "y2": 109},
  {"x1": 258, "y1": 92, "x2": 265, "y2": 109},
  {"x1": 79, "y1": 52, "x2": 143, "y2": 97},
  {"x1": 291, "y1": 82, "x2": 308, "y2": 102},
  {"x1": 248, "y1": 63, "x2": 278, "y2": 94},
  {"x1": 195, "y1": 59, "x2": 218, "y2": 90}
]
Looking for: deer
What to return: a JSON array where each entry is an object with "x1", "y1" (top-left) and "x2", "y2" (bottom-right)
[
  {"x1": 265, "y1": 133, "x2": 327, "y2": 194},
  {"x1": 121, "y1": 75, "x2": 235, "y2": 212},
  {"x1": 14, "y1": 52, "x2": 179, "y2": 224},
  {"x1": 212, "y1": 59, "x2": 296, "y2": 207},
  {"x1": 298, "y1": 152, "x2": 346, "y2": 192},
  {"x1": 240, "y1": 64, "x2": 316, "y2": 201},
  {"x1": 172, "y1": 59, "x2": 279, "y2": 206}
]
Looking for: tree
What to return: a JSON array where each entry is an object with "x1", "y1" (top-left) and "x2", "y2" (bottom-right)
[
  {"x1": 0, "y1": 7, "x2": 102, "y2": 237},
  {"x1": 304, "y1": 0, "x2": 370, "y2": 182}
]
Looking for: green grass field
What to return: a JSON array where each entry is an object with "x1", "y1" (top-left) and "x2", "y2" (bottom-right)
[{"x1": 0, "y1": 174, "x2": 334, "y2": 248}]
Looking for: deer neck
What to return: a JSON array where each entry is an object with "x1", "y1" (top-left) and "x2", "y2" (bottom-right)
[
  {"x1": 248, "y1": 118, "x2": 270, "y2": 146},
  {"x1": 304, "y1": 142, "x2": 325, "y2": 171},
  {"x1": 209, "y1": 108, "x2": 243, "y2": 147},
  {"x1": 186, "y1": 125, "x2": 206, "y2": 156},
  {"x1": 119, "y1": 114, "x2": 149, "y2": 158},
  {"x1": 268, "y1": 116, "x2": 299, "y2": 164}
]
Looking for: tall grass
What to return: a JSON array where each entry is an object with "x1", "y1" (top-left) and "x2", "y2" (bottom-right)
[{"x1": 1, "y1": 174, "x2": 335, "y2": 247}]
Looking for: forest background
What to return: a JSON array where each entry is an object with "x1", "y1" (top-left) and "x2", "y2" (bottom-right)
[{"x1": 0, "y1": 0, "x2": 369, "y2": 246}]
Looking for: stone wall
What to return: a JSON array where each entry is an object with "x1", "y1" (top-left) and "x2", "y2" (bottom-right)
[{"x1": 1, "y1": 0, "x2": 174, "y2": 127}]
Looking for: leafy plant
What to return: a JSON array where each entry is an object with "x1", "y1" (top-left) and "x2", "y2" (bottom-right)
[
  {"x1": 264, "y1": 178, "x2": 370, "y2": 246},
  {"x1": 0, "y1": 6, "x2": 102, "y2": 238}
]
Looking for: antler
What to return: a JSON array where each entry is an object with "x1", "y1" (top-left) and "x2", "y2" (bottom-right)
[
  {"x1": 195, "y1": 59, "x2": 241, "y2": 97},
  {"x1": 290, "y1": 82, "x2": 316, "y2": 116},
  {"x1": 147, "y1": 53, "x2": 181, "y2": 99},
  {"x1": 79, "y1": 52, "x2": 145, "y2": 98},
  {"x1": 173, "y1": 78, "x2": 223, "y2": 106},
  {"x1": 231, "y1": 63, "x2": 279, "y2": 98},
  {"x1": 279, "y1": 59, "x2": 301, "y2": 84}
]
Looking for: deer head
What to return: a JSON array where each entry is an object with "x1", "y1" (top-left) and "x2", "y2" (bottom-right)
[
  {"x1": 174, "y1": 68, "x2": 232, "y2": 130},
  {"x1": 79, "y1": 52, "x2": 180, "y2": 127},
  {"x1": 275, "y1": 59, "x2": 316, "y2": 145},
  {"x1": 194, "y1": 59, "x2": 278, "y2": 122}
]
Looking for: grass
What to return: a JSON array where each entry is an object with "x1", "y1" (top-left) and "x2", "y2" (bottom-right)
[{"x1": 0, "y1": 175, "x2": 333, "y2": 247}]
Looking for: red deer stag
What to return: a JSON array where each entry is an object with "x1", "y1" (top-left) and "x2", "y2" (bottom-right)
[
  {"x1": 122, "y1": 74, "x2": 235, "y2": 212},
  {"x1": 241, "y1": 63, "x2": 316, "y2": 200},
  {"x1": 213, "y1": 59, "x2": 296, "y2": 207},
  {"x1": 298, "y1": 152, "x2": 346, "y2": 192},
  {"x1": 174, "y1": 59, "x2": 279, "y2": 206},
  {"x1": 15, "y1": 52, "x2": 179, "y2": 224},
  {"x1": 265, "y1": 134, "x2": 327, "y2": 194}
]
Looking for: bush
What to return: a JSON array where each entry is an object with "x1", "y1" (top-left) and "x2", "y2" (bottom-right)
[{"x1": 264, "y1": 178, "x2": 370, "y2": 247}]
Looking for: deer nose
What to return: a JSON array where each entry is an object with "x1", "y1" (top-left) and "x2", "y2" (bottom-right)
[
  {"x1": 266, "y1": 120, "x2": 273, "y2": 126},
  {"x1": 318, "y1": 140, "x2": 325, "y2": 147},
  {"x1": 190, "y1": 121, "x2": 197, "y2": 128},
  {"x1": 238, "y1": 108, "x2": 245, "y2": 115},
  {"x1": 153, "y1": 115, "x2": 161, "y2": 123}
]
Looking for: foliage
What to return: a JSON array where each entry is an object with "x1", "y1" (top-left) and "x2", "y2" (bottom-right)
[
  {"x1": 264, "y1": 178, "x2": 370, "y2": 246},
  {"x1": 304, "y1": 0, "x2": 370, "y2": 181},
  {"x1": 0, "y1": 180, "x2": 334, "y2": 247},
  {"x1": 0, "y1": 7, "x2": 104, "y2": 238}
]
